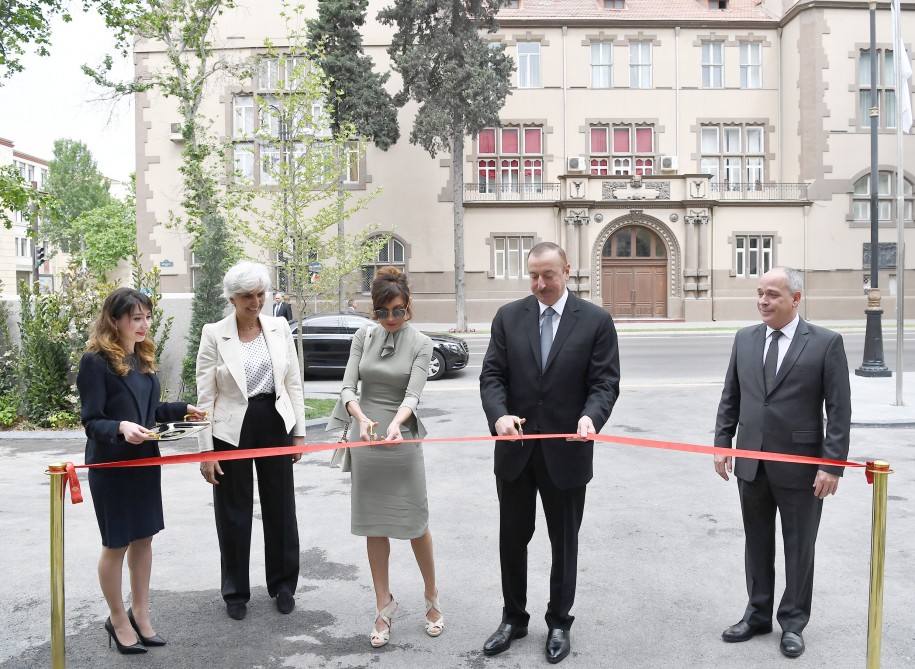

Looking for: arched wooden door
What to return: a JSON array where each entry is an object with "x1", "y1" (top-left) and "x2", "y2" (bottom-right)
[{"x1": 601, "y1": 225, "x2": 667, "y2": 318}]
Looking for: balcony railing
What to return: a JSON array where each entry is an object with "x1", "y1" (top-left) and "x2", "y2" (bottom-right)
[
  {"x1": 464, "y1": 182, "x2": 561, "y2": 202},
  {"x1": 710, "y1": 182, "x2": 809, "y2": 201}
]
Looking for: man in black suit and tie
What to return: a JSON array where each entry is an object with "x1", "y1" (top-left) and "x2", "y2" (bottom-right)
[
  {"x1": 480, "y1": 242, "x2": 620, "y2": 664},
  {"x1": 714, "y1": 266, "x2": 851, "y2": 659},
  {"x1": 273, "y1": 293, "x2": 293, "y2": 321}
]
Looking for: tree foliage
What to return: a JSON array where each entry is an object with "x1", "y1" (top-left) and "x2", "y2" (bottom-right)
[
  {"x1": 42, "y1": 138, "x2": 112, "y2": 255},
  {"x1": 306, "y1": 0, "x2": 399, "y2": 149},
  {"x1": 72, "y1": 198, "x2": 137, "y2": 278},
  {"x1": 0, "y1": 164, "x2": 45, "y2": 229},
  {"x1": 238, "y1": 31, "x2": 387, "y2": 377},
  {"x1": 0, "y1": 0, "x2": 139, "y2": 82},
  {"x1": 378, "y1": 0, "x2": 513, "y2": 330},
  {"x1": 83, "y1": 0, "x2": 243, "y2": 399}
]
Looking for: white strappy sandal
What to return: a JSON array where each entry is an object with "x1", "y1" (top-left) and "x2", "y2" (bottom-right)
[
  {"x1": 370, "y1": 596, "x2": 397, "y2": 648},
  {"x1": 424, "y1": 589, "x2": 444, "y2": 637}
]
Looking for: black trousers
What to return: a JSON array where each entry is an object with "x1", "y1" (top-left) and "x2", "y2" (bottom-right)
[
  {"x1": 737, "y1": 462, "x2": 823, "y2": 633},
  {"x1": 212, "y1": 397, "x2": 299, "y2": 605},
  {"x1": 496, "y1": 442, "x2": 587, "y2": 630}
]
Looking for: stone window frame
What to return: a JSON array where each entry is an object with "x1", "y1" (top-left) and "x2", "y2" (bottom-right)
[
  {"x1": 360, "y1": 234, "x2": 411, "y2": 292},
  {"x1": 846, "y1": 167, "x2": 915, "y2": 228},
  {"x1": 470, "y1": 119, "x2": 551, "y2": 193},
  {"x1": 692, "y1": 118, "x2": 774, "y2": 187},
  {"x1": 485, "y1": 232, "x2": 541, "y2": 279},
  {"x1": 727, "y1": 232, "x2": 779, "y2": 278},
  {"x1": 847, "y1": 43, "x2": 904, "y2": 131}
]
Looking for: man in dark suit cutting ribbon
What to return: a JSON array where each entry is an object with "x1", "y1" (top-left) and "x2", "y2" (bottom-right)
[
  {"x1": 480, "y1": 242, "x2": 620, "y2": 664},
  {"x1": 714, "y1": 266, "x2": 851, "y2": 659}
]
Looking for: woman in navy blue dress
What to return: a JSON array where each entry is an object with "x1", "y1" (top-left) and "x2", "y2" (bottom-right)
[{"x1": 77, "y1": 288, "x2": 202, "y2": 654}]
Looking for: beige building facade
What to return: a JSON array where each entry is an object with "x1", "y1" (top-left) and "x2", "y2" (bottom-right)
[
  {"x1": 135, "y1": 0, "x2": 914, "y2": 323},
  {"x1": 0, "y1": 137, "x2": 65, "y2": 296}
]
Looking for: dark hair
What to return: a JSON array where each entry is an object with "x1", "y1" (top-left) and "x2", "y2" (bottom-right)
[
  {"x1": 371, "y1": 267, "x2": 412, "y2": 320},
  {"x1": 86, "y1": 287, "x2": 156, "y2": 375},
  {"x1": 528, "y1": 241, "x2": 568, "y2": 264}
]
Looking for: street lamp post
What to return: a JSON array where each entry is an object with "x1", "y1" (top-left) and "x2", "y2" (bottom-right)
[{"x1": 856, "y1": 0, "x2": 892, "y2": 378}]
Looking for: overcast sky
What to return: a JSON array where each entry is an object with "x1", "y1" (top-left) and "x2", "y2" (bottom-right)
[{"x1": 0, "y1": 10, "x2": 134, "y2": 182}]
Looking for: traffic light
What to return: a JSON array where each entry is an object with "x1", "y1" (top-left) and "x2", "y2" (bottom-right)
[{"x1": 34, "y1": 245, "x2": 46, "y2": 268}]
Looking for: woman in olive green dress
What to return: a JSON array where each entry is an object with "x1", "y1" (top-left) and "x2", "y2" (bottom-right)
[{"x1": 328, "y1": 266, "x2": 443, "y2": 648}]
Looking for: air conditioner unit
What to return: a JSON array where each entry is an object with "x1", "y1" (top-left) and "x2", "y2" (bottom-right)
[
  {"x1": 169, "y1": 122, "x2": 184, "y2": 142},
  {"x1": 659, "y1": 155, "x2": 679, "y2": 173},
  {"x1": 567, "y1": 156, "x2": 586, "y2": 173}
]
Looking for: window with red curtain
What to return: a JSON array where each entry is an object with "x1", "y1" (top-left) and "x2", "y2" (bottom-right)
[
  {"x1": 613, "y1": 127, "x2": 630, "y2": 153},
  {"x1": 478, "y1": 128, "x2": 496, "y2": 154},
  {"x1": 590, "y1": 127, "x2": 608, "y2": 153},
  {"x1": 501, "y1": 128, "x2": 519, "y2": 154},
  {"x1": 635, "y1": 127, "x2": 653, "y2": 153},
  {"x1": 524, "y1": 128, "x2": 542, "y2": 154}
]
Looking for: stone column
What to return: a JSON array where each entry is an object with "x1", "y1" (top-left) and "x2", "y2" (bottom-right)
[{"x1": 696, "y1": 215, "x2": 710, "y2": 296}]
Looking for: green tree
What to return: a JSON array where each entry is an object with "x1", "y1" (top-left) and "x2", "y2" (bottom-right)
[
  {"x1": 378, "y1": 0, "x2": 514, "y2": 330},
  {"x1": 240, "y1": 42, "x2": 387, "y2": 377},
  {"x1": 71, "y1": 198, "x2": 137, "y2": 278},
  {"x1": 42, "y1": 138, "x2": 113, "y2": 256},
  {"x1": 307, "y1": 0, "x2": 400, "y2": 308},
  {"x1": 0, "y1": 0, "x2": 138, "y2": 82},
  {"x1": 83, "y1": 0, "x2": 243, "y2": 400},
  {"x1": 0, "y1": 164, "x2": 45, "y2": 229}
]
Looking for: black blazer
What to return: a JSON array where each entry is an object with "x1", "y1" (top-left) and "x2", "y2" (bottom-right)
[
  {"x1": 714, "y1": 318, "x2": 852, "y2": 488},
  {"x1": 78, "y1": 352, "x2": 188, "y2": 465},
  {"x1": 480, "y1": 291, "x2": 621, "y2": 489},
  {"x1": 273, "y1": 302, "x2": 293, "y2": 321}
]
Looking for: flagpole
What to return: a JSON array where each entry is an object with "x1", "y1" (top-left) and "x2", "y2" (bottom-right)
[{"x1": 893, "y1": 0, "x2": 907, "y2": 406}]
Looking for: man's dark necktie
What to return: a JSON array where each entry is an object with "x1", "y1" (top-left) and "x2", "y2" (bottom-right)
[
  {"x1": 540, "y1": 307, "x2": 555, "y2": 372},
  {"x1": 764, "y1": 330, "x2": 782, "y2": 393}
]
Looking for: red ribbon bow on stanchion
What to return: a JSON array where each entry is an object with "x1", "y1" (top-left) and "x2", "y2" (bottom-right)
[{"x1": 64, "y1": 462, "x2": 82, "y2": 504}]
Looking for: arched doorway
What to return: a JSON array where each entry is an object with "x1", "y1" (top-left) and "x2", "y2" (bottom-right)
[{"x1": 601, "y1": 225, "x2": 667, "y2": 318}]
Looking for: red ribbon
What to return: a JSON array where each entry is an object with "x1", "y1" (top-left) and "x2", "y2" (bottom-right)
[{"x1": 59, "y1": 431, "x2": 868, "y2": 504}]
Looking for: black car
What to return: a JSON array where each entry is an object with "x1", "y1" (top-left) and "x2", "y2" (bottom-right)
[{"x1": 290, "y1": 313, "x2": 469, "y2": 381}]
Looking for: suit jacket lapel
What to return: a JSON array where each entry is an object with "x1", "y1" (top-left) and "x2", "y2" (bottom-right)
[
  {"x1": 770, "y1": 318, "x2": 809, "y2": 394},
  {"x1": 216, "y1": 317, "x2": 248, "y2": 395},
  {"x1": 544, "y1": 291, "x2": 578, "y2": 373},
  {"x1": 525, "y1": 296, "x2": 543, "y2": 372},
  {"x1": 261, "y1": 317, "x2": 286, "y2": 392},
  {"x1": 752, "y1": 323, "x2": 768, "y2": 397}
]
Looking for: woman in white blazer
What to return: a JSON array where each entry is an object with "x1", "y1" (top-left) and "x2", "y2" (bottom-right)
[{"x1": 196, "y1": 261, "x2": 307, "y2": 621}]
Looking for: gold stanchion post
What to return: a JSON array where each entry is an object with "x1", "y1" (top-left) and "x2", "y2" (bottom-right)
[
  {"x1": 48, "y1": 463, "x2": 67, "y2": 669},
  {"x1": 866, "y1": 460, "x2": 891, "y2": 669}
]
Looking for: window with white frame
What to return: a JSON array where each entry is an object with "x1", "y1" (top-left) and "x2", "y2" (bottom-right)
[
  {"x1": 591, "y1": 42, "x2": 613, "y2": 88},
  {"x1": 740, "y1": 42, "x2": 762, "y2": 88},
  {"x1": 260, "y1": 144, "x2": 280, "y2": 185},
  {"x1": 233, "y1": 95, "x2": 255, "y2": 138},
  {"x1": 589, "y1": 123, "x2": 654, "y2": 176},
  {"x1": 233, "y1": 142, "x2": 255, "y2": 183},
  {"x1": 257, "y1": 56, "x2": 306, "y2": 91},
  {"x1": 629, "y1": 41, "x2": 652, "y2": 88},
  {"x1": 362, "y1": 236, "x2": 406, "y2": 291},
  {"x1": 852, "y1": 171, "x2": 914, "y2": 222},
  {"x1": 492, "y1": 235, "x2": 534, "y2": 279},
  {"x1": 858, "y1": 49, "x2": 898, "y2": 129},
  {"x1": 701, "y1": 41, "x2": 724, "y2": 88},
  {"x1": 344, "y1": 142, "x2": 360, "y2": 183},
  {"x1": 518, "y1": 42, "x2": 541, "y2": 88},
  {"x1": 700, "y1": 124, "x2": 765, "y2": 188},
  {"x1": 477, "y1": 125, "x2": 544, "y2": 193},
  {"x1": 734, "y1": 235, "x2": 773, "y2": 278},
  {"x1": 15, "y1": 237, "x2": 31, "y2": 257},
  {"x1": 604, "y1": 0, "x2": 624, "y2": 7}
]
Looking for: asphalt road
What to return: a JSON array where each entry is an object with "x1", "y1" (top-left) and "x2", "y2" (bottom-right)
[{"x1": 1, "y1": 329, "x2": 913, "y2": 668}]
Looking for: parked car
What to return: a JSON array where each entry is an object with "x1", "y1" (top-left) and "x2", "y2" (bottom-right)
[{"x1": 289, "y1": 313, "x2": 469, "y2": 381}]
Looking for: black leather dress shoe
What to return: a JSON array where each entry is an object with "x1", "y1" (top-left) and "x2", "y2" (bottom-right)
[
  {"x1": 545, "y1": 628, "x2": 571, "y2": 664},
  {"x1": 483, "y1": 622, "x2": 528, "y2": 656},
  {"x1": 721, "y1": 620, "x2": 773, "y2": 642},
  {"x1": 226, "y1": 603, "x2": 247, "y2": 620},
  {"x1": 276, "y1": 591, "x2": 295, "y2": 614},
  {"x1": 780, "y1": 631, "x2": 805, "y2": 658}
]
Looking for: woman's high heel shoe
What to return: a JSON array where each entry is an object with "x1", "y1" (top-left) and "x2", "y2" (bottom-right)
[
  {"x1": 370, "y1": 595, "x2": 398, "y2": 648},
  {"x1": 424, "y1": 588, "x2": 444, "y2": 637},
  {"x1": 104, "y1": 617, "x2": 147, "y2": 654},
  {"x1": 127, "y1": 607, "x2": 167, "y2": 647}
]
